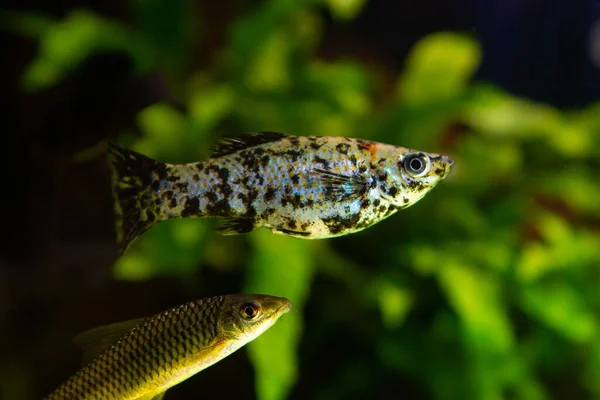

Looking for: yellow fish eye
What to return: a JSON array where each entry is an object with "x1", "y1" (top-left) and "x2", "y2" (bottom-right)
[
  {"x1": 240, "y1": 301, "x2": 261, "y2": 320},
  {"x1": 403, "y1": 153, "x2": 431, "y2": 177}
]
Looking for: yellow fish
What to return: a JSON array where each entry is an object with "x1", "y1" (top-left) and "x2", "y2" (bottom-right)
[{"x1": 46, "y1": 294, "x2": 291, "y2": 399}]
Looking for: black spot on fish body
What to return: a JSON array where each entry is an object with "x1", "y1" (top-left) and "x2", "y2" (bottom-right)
[
  {"x1": 388, "y1": 187, "x2": 398, "y2": 197},
  {"x1": 378, "y1": 172, "x2": 388, "y2": 182},
  {"x1": 151, "y1": 179, "x2": 161, "y2": 192},
  {"x1": 359, "y1": 165, "x2": 368, "y2": 174},
  {"x1": 386, "y1": 205, "x2": 397, "y2": 216},
  {"x1": 175, "y1": 182, "x2": 188, "y2": 192},
  {"x1": 195, "y1": 163, "x2": 204, "y2": 173},
  {"x1": 288, "y1": 136, "x2": 300, "y2": 147},
  {"x1": 310, "y1": 141, "x2": 322, "y2": 150},
  {"x1": 169, "y1": 198, "x2": 177, "y2": 208},
  {"x1": 253, "y1": 148, "x2": 266, "y2": 157},
  {"x1": 193, "y1": 173, "x2": 200, "y2": 181},
  {"x1": 378, "y1": 205, "x2": 386, "y2": 213},
  {"x1": 291, "y1": 175, "x2": 300, "y2": 185},
  {"x1": 265, "y1": 187, "x2": 276, "y2": 202},
  {"x1": 155, "y1": 164, "x2": 169, "y2": 181},
  {"x1": 217, "y1": 167, "x2": 230, "y2": 181},
  {"x1": 361, "y1": 199, "x2": 370, "y2": 209},
  {"x1": 435, "y1": 168, "x2": 445, "y2": 175},
  {"x1": 287, "y1": 219, "x2": 297, "y2": 229},
  {"x1": 284, "y1": 185, "x2": 292, "y2": 194},
  {"x1": 369, "y1": 176, "x2": 377, "y2": 189},
  {"x1": 356, "y1": 140, "x2": 370, "y2": 151},
  {"x1": 408, "y1": 181, "x2": 425, "y2": 192},
  {"x1": 403, "y1": 197, "x2": 409, "y2": 204},
  {"x1": 240, "y1": 153, "x2": 258, "y2": 171},
  {"x1": 182, "y1": 197, "x2": 199, "y2": 217},
  {"x1": 219, "y1": 182, "x2": 233, "y2": 197},
  {"x1": 336, "y1": 143, "x2": 350, "y2": 154},
  {"x1": 313, "y1": 155, "x2": 328, "y2": 166},
  {"x1": 286, "y1": 149, "x2": 303, "y2": 162},
  {"x1": 291, "y1": 194, "x2": 302, "y2": 208},
  {"x1": 246, "y1": 188, "x2": 259, "y2": 204},
  {"x1": 146, "y1": 210, "x2": 155, "y2": 222},
  {"x1": 247, "y1": 204, "x2": 257, "y2": 218},
  {"x1": 207, "y1": 198, "x2": 231, "y2": 216},
  {"x1": 322, "y1": 212, "x2": 361, "y2": 235},
  {"x1": 260, "y1": 155, "x2": 271, "y2": 167},
  {"x1": 206, "y1": 191, "x2": 218, "y2": 203},
  {"x1": 373, "y1": 199, "x2": 381, "y2": 207}
]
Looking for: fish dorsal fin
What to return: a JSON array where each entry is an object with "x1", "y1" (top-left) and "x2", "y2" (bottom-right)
[
  {"x1": 138, "y1": 392, "x2": 167, "y2": 400},
  {"x1": 210, "y1": 132, "x2": 287, "y2": 157},
  {"x1": 73, "y1": 317, "x2": 145, "y2": 366}
]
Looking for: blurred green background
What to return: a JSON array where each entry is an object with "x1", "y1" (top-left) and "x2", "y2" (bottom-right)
[{"x1": 2, "y1": 0, "x2": 600, "y2": 399}]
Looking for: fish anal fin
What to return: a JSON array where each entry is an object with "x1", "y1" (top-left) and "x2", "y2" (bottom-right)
[
  {"x1": 210, "y1": 132, "x2": 287, "y2": 157},
  {"x1": 217, "y1": 218, "x2": 256, "y2": 235},
  {"x1": 312, "y1": 168, "x2": 368, "y2": 202},
  {"x1": 272, "y1": 227, "x2": 312, "y2": 237},
  {"x1": 73, "y1": 317, "x2": 145, "y2": 366}
]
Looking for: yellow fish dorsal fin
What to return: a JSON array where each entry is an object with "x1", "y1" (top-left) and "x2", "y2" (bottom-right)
[
  {"x1": 73, "y1": 317, "x2": 145, "y2": 366},
  {"x1": 138, "y1": 392, "x2": 167, "y2": 400}
]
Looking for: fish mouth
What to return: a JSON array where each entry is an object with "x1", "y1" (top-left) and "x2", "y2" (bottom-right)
[{"x1": 275, "y1": 299, "x2": 292, "y2": 315}]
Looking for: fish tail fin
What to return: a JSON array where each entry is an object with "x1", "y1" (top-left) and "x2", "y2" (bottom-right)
[{"x1": 107, "y1": 142, "x2": 165, "y2": 254}]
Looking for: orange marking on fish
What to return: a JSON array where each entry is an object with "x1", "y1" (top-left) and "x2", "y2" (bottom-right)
[{"x1": 366, "y1": 143, "x2": 378, "y2": 161}]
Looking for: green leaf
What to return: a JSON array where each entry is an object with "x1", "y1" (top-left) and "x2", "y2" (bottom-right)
[
  {"x1": 325, "y1": 0, "x2": 368, "y2": 20},
  {"x1": 113, "y1": 219, "x2": 209, "y2": 280},
  {"x1": 370, "y1": 277, "x2": 414, "y2": 330},
  {"x1": 399, "y1": 32, "x2": 481, "y2": 106},
  {"x1": 438, "y1": 261, "x2": 513, "y2": 354},
  {"x1": 20, "y1": 10, "x2": 154, "y2": 91},
  {"x1": 135, "y1": 102, "x2": 191, "y2": 156},
  {"x1": 244, "y1": 30, "x2": 292, "y2": 92},
  {"x1": 244, "y1": 231, "x2": 315, "y2": 400},
  {"x1": 521, "y1": 281, "x2": 598, "y2": 343}
]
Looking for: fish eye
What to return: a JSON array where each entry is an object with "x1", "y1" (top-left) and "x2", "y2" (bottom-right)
[
  {"x1": 403, "y1": 153, "x2": 430, "y2": 177},
  {"x1": 240, "y1": 301, "x2": 261, "y2": 320}
]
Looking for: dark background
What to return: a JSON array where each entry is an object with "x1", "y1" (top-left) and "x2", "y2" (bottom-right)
[{"x1": 3, "y1": 0, "x2": 600, "y2": 399}]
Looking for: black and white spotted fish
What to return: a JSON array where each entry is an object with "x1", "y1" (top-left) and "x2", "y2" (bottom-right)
[{"x1": 108, "y1": 132, "x2": 454, "y2": 254}]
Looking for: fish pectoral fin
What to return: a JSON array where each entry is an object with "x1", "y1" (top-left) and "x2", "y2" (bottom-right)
[
  {"x1": 73, "y1": 317, "x2": 145, "y2": 366},
  {"x1": 138, "y1": 392, "x2": 167, "y2": 400},
  {"x1": 210, "y1": 131, "x2": 287, "y2": 157},
  {"x1": 312, "y1": 168, "x2": 368, "y2": 201},
  {"x1": 217, "y1": 218, "x2": 256, "y2": 235}
]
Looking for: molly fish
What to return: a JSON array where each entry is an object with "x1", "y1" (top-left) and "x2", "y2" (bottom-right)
[
  {"x1": 109, "y1": 132, "x2": 454, "y2": 253},
  {"x1": 46, "y1": 294, "x2": 291, "y2": 400}
]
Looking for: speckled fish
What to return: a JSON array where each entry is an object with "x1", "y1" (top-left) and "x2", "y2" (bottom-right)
[
  {"x1": 46, "y1": 294, "x2": 291, "y2": 400},
  {"x1": 109, "y1": 132, "x2": 454, "y2": 253}
]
